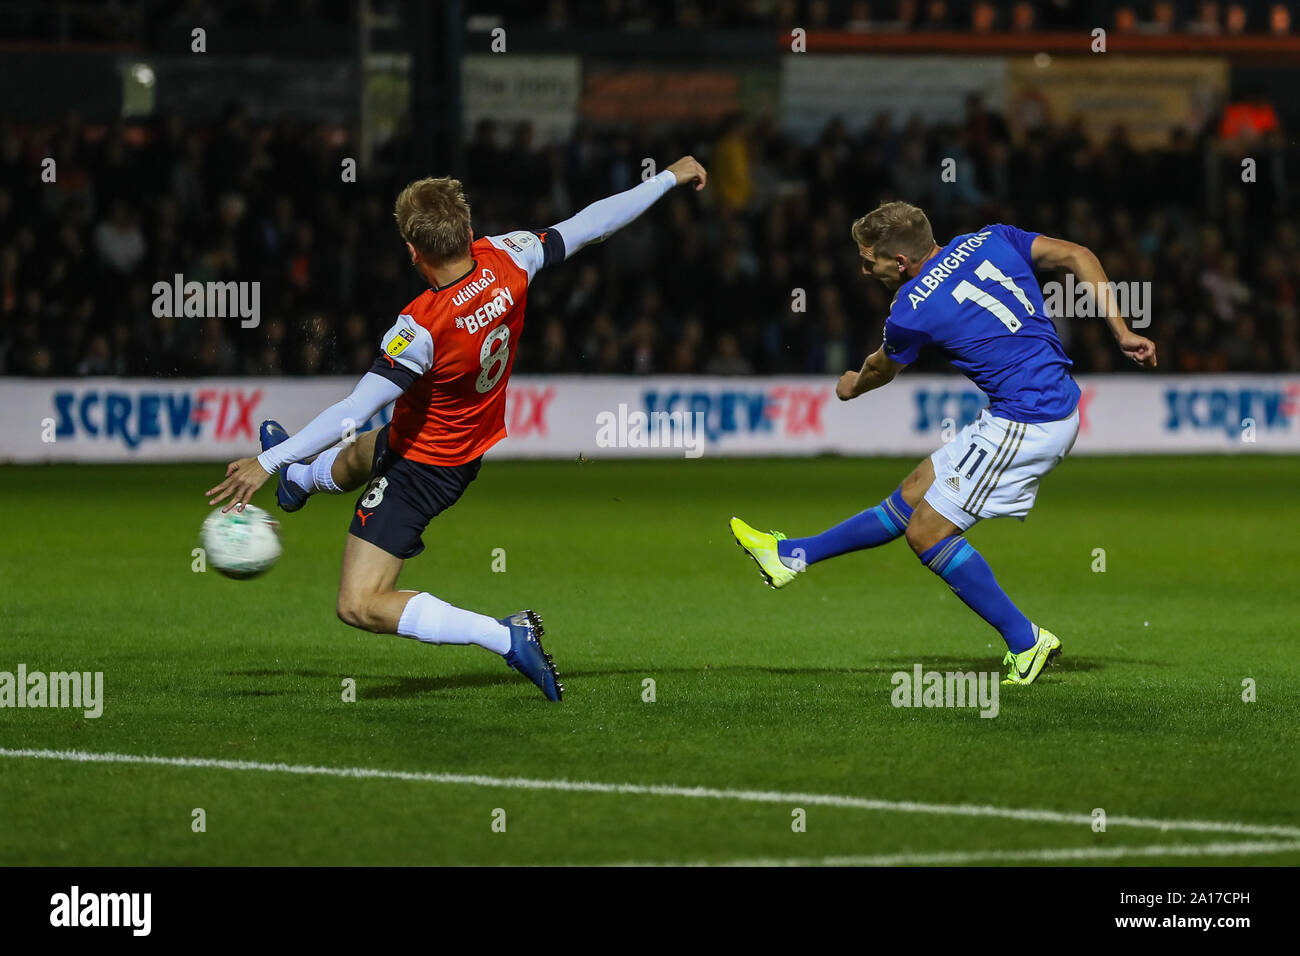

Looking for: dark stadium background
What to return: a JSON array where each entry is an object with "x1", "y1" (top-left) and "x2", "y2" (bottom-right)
[
  {"x1": 2, "y1": 0, "x2": 1297, "y2": 383},
  {"x1": 2, "y1": 0, "x2": 1300, "y2": 896}
]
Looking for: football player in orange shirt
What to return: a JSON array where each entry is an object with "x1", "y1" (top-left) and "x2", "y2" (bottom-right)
[{"x1": 206, "y1": 156, "x2": 708, "y2": 701}]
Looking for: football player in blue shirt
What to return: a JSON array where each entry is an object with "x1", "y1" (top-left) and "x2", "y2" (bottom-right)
[{"x1": 730, "y1": 201, "x2": 1156, "y2": 685}]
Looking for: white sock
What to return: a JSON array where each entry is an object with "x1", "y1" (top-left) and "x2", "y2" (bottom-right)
[
  {"x1": 284, "y1": 462, "x2": 312, "y2": 491},
  {"x1": 397, "y1": 592, "x2": 511, "y2": 655},
  {"x1": 286, "y1": 446, "x2": 343, "y2": 494}
]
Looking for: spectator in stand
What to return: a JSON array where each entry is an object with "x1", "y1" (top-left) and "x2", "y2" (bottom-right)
[
  {"x1": 3, "y1": 99, "x2": 1297, "y2": 380},
  {"x1": 711, "y1": 114, "x2": 754, "y2": 214}
]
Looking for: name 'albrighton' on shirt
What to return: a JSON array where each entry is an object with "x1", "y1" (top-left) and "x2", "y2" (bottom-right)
[{"x1": 882, "y1": 223, "x2": 1082, "y2": 423}]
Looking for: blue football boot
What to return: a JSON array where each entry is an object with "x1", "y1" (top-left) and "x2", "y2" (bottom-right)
[
  {"x1": 259, "y1": 420, "x2": 310, "y2": 513},
  {"x1": 500, "y1": 610, "x2": 563, "y2": 702}
]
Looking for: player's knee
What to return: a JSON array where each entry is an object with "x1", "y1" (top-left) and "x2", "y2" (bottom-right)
[
  {"x1": 904, "y1": 517, "x2": 940, "y2": 556},
  {"x1": 335, "y1": 595, "x2": 362, "y2": 629},
  {"x1": 337, "y1": 593, "x2": 380, "y2": 632}
]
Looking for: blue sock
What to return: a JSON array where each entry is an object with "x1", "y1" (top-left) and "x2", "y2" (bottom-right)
[
  {"x1": 919, "y1": 535, "x2": 1036, "y2": 653},
  {"x1": 777, "y1": 487, "x2": 913, "y2": 570}
]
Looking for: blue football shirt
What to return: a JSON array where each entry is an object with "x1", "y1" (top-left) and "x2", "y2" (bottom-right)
[{"x1": 881, "y1": 223, "x2": 1081, "y2": 423}]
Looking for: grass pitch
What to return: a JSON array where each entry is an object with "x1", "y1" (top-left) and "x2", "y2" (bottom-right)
[{"x1": 1, "y1": 455, "x2": 1297, "y2": 865}]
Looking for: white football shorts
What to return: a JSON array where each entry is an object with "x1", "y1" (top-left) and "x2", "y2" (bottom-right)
[{"x1": 924, "y1": 406, "x2": 1080, "y2": 532}]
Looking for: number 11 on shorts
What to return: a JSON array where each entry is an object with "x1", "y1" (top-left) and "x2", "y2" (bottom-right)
[{"x1": 955, "y1": 443, "x2": 987, "y2": 479}]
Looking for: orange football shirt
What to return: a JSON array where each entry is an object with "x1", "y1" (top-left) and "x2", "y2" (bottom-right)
[{"x1": 382, "y1": 236, "x2": 536, "y2": 466}]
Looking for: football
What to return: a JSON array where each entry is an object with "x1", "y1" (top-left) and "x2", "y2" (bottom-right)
[{"x1": 199, "y1": 504, "x2": 282, "y2": 579}]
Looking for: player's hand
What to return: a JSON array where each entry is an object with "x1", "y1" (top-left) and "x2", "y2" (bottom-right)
[
  {"x1": 206, "y1": 457, "x2": 272, "y2": 513},
  {"x1": 836, "y1": 370, "x2": 862, "y2": 401},
  {"x1": 1117, "y1": 331, "x2": 1157, "y2": 368},
  {"x1": 666, "y1": 156, "x2": 707, "y2": 192}
]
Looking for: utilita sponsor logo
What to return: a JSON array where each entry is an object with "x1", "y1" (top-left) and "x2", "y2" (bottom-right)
[{"x1": 451, "y1": 268, "x2": 498, "y2": 307}]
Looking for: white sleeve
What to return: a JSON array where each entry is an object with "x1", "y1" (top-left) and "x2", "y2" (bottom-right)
[
  {"x1": 549, "y1": 169, "x2": 677, "y2": 260},
  {"x1": 379, "y1": 313, "x2": 435, "y2": 376},
  {"x1": 486, "y1": 230, "x2": 561, "y2": 283},
  {"x1": 255, "y1": 372, "x2": 405, "y2": 472}
]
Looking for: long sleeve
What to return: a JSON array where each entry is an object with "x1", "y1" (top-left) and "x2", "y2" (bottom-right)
[
  {"x1": 550, "y1": 169, "x2": 677, "y2": 259},
  {"x1": 256, "y1": 372, "x2": 405, "y2": 472}
]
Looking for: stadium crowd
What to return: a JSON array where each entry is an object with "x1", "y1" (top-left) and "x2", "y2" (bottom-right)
[
  {"x1": 28, "y1": 1, "x2": 1298, "y2": 42},
  {"x1": 2, "y1": 101, "x2": 1295, "y2": 379},
  {"x1": 506, "y1": 0, "x2": 1299, "y2": 36}
]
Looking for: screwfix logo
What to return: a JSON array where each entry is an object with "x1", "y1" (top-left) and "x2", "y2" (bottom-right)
[
  {"x1": 642, "y1": 386, "x2": 828, "y2": 444},
  {"x1": 503, "y1": 386, "x2": 555, "y2": 437},
  {"x1": 48, "y1": 386, "x2": 391, "y2": 452},
  {"x1": 1164, "y1": 385, "x2": 1300, "y2": 438},
  {"x1": 913, "y1": 387, "x2": 988, "y2": 432},
  {"x1": 52, "y1": 387, "x2": 264, "y2": 450},
  {"x1": 595, "y1": 404, "x2": 706, "y2": 458}
]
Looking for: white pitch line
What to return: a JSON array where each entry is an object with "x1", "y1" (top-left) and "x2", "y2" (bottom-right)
[
  {"x1": 610, "y1": 840, "x2": 1300, "y2": 867},
  {"x1": 3, "y1": 747, "x2": 1299, "y2": 839}
]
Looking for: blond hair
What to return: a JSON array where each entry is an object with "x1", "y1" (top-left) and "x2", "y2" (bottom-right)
[
  {"x1": 393, "y1": 177, "x2": 472, "y2": 262},
  {"x1": 851, "y1": 201, "x2": 935, "y2": 260}
]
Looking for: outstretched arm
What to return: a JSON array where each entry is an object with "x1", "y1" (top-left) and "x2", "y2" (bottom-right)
[
  {"x1": 1030, "y1": 235, "x2": 1157, "y2": 368},
  {"x1": 206, "y1": 313, "x2": 433, "y2": 513},
  {"x1": 206, "y1": 372, "x2": 404, "y2": 513},
  {"x1": 551, "y1": 156, "x2": 707, "y2": 259},
  {"x1": 486, "y1": 156, "x2": 707, "y2": 282},
  {"x1": 837, "y1": 347, "x2": 906, "y2": 401},
  {"x1": 255, "y1": 373, "x2": 403, "y2": 473}
]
